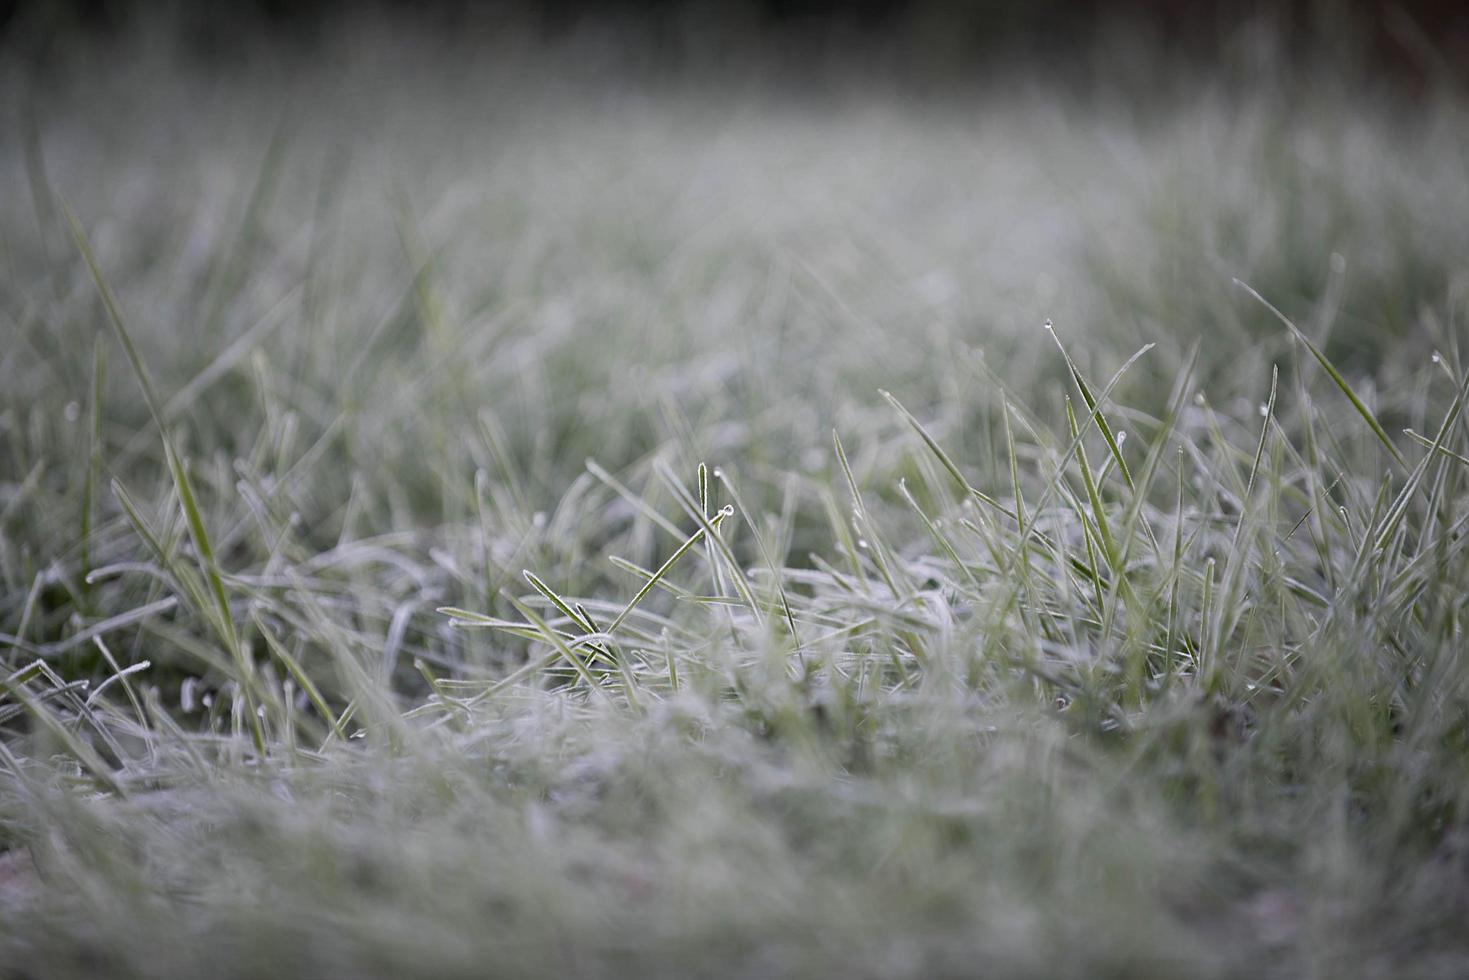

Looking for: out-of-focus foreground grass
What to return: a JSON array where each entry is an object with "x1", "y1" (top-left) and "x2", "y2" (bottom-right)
[{"x1": 3, "y1": 18, "x2": 1469, "y2": 979}]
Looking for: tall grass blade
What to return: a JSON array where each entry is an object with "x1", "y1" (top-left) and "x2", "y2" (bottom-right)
[{"x1": 1235, "y1": 278, "x2": 1406, "y2": 468}]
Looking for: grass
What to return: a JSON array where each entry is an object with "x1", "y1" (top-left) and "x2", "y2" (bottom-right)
[{"x1": 4, "y1": 21, "x2": 1469, "y2": 979}]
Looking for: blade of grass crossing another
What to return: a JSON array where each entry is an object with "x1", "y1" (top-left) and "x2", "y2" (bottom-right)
[
  {"x1": 253, "y1": 615, "x2": 346, "y2": 741},
  {"x1": 1373, "y1": 367, "x2": 1469, "y2": 552},
  {"x1": 878, "y1": 391, "x2": 1015, "y2": 520},
  {"x1": 66, "y1": 202, "x2": 265, "y2": 753},
  {"x1": 1046, "y1": 319, "x2": 1145, "y2": 492},
  {"x1": 1065, "y1": 395, "x2": 1120, "y2": 569},
  {"x1": 605, "y1": 507, "x2": 731, "y2": 637},
  {"x1": 1235, "y1": 279, "x2": 1406, "y2": 469}
]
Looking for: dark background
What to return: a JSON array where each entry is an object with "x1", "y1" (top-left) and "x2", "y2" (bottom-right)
[{"x1": 4, "y1": 0, "x2": 1468, "y2": 87}]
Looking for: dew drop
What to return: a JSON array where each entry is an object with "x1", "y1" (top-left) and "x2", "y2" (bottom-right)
[
  {"x1": 63, "y1": 401, "x2": 81, "y2": 422},
  {"x1": 1193, "y1": 393, "x2": 1206, "y2": 406},
  {"x1": 1043, "y1": 318, "x2": 1054, "y2": 331},
  {"x1": 1258, "y1": 403, "x2": 1269, "y2": 417},
  {"x1": 1432, "y1": 352, "x2": 1442, "y2": 364},
  {"x1": 857, "y1": 538, "x2": 869, "y2": 549}
]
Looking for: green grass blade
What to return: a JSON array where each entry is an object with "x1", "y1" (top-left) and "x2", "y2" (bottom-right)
[
  {"x1": 1046, "y1": 319, "x2": 1145, "y2": 491},
  {"x1": 253, "y1": 614, "x2": 345, "y2": 741},
  {"x1": 1235, "y1": 278, "x2": 1406, "y2": 468},
  {"x1": 605, "y1": 507, "x2": 731, "y2": 637},
  {"x1": 878, "y1": 391, "x2": 1015, "y2": 519},
  {"x1": 67, "y1": 202, "x2": 264, "y2": 753}
]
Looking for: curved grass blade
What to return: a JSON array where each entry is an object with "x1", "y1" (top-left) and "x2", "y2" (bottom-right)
[
  {"x1": 1046, "y1": 320, "x2": 1145, "y2": 491},
  {"x1": 67, "y1": 202, "x2": 265, "y2": 754},
  {"x1": 1235, "y1": 278, "x2": 1406, "y2": 468}
]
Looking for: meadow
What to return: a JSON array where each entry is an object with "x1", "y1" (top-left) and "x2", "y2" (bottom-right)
[{"x1": 4, "y1": 21, "x2": 1469, "y2": 978}]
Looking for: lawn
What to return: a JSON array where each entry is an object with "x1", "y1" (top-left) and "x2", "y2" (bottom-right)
[{"x1": 4, "y1": 17, "x2": 1469, "y2": 979}]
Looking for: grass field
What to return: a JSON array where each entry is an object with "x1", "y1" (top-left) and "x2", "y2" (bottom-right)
[{"x1": 5, "y1": 21, "x2": 1469, "y2": 979}]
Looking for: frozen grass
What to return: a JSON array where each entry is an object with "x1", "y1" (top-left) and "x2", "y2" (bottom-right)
[{"x1": 5, "y1": 24, "x2": 1469, "y2": 979}]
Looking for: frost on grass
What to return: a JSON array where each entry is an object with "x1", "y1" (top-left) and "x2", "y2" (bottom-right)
[{"x1": 4, "y1": 25, "x2": 1469, "y2": 980}]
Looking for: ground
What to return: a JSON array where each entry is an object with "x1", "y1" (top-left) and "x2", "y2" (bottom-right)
[{"x1": 3, "y1": 21, "x2": 1469, "y2": 980}]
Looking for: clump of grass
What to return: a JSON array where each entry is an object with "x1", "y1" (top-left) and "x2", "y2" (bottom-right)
[{"x1": 4, "y1": 22, "x2": 1469, "y2": 979}]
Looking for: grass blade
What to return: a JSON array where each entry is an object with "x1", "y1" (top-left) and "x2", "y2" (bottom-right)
[{"x1": 1235, "y1": 278, "x2": 1406, "y2": 468}]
